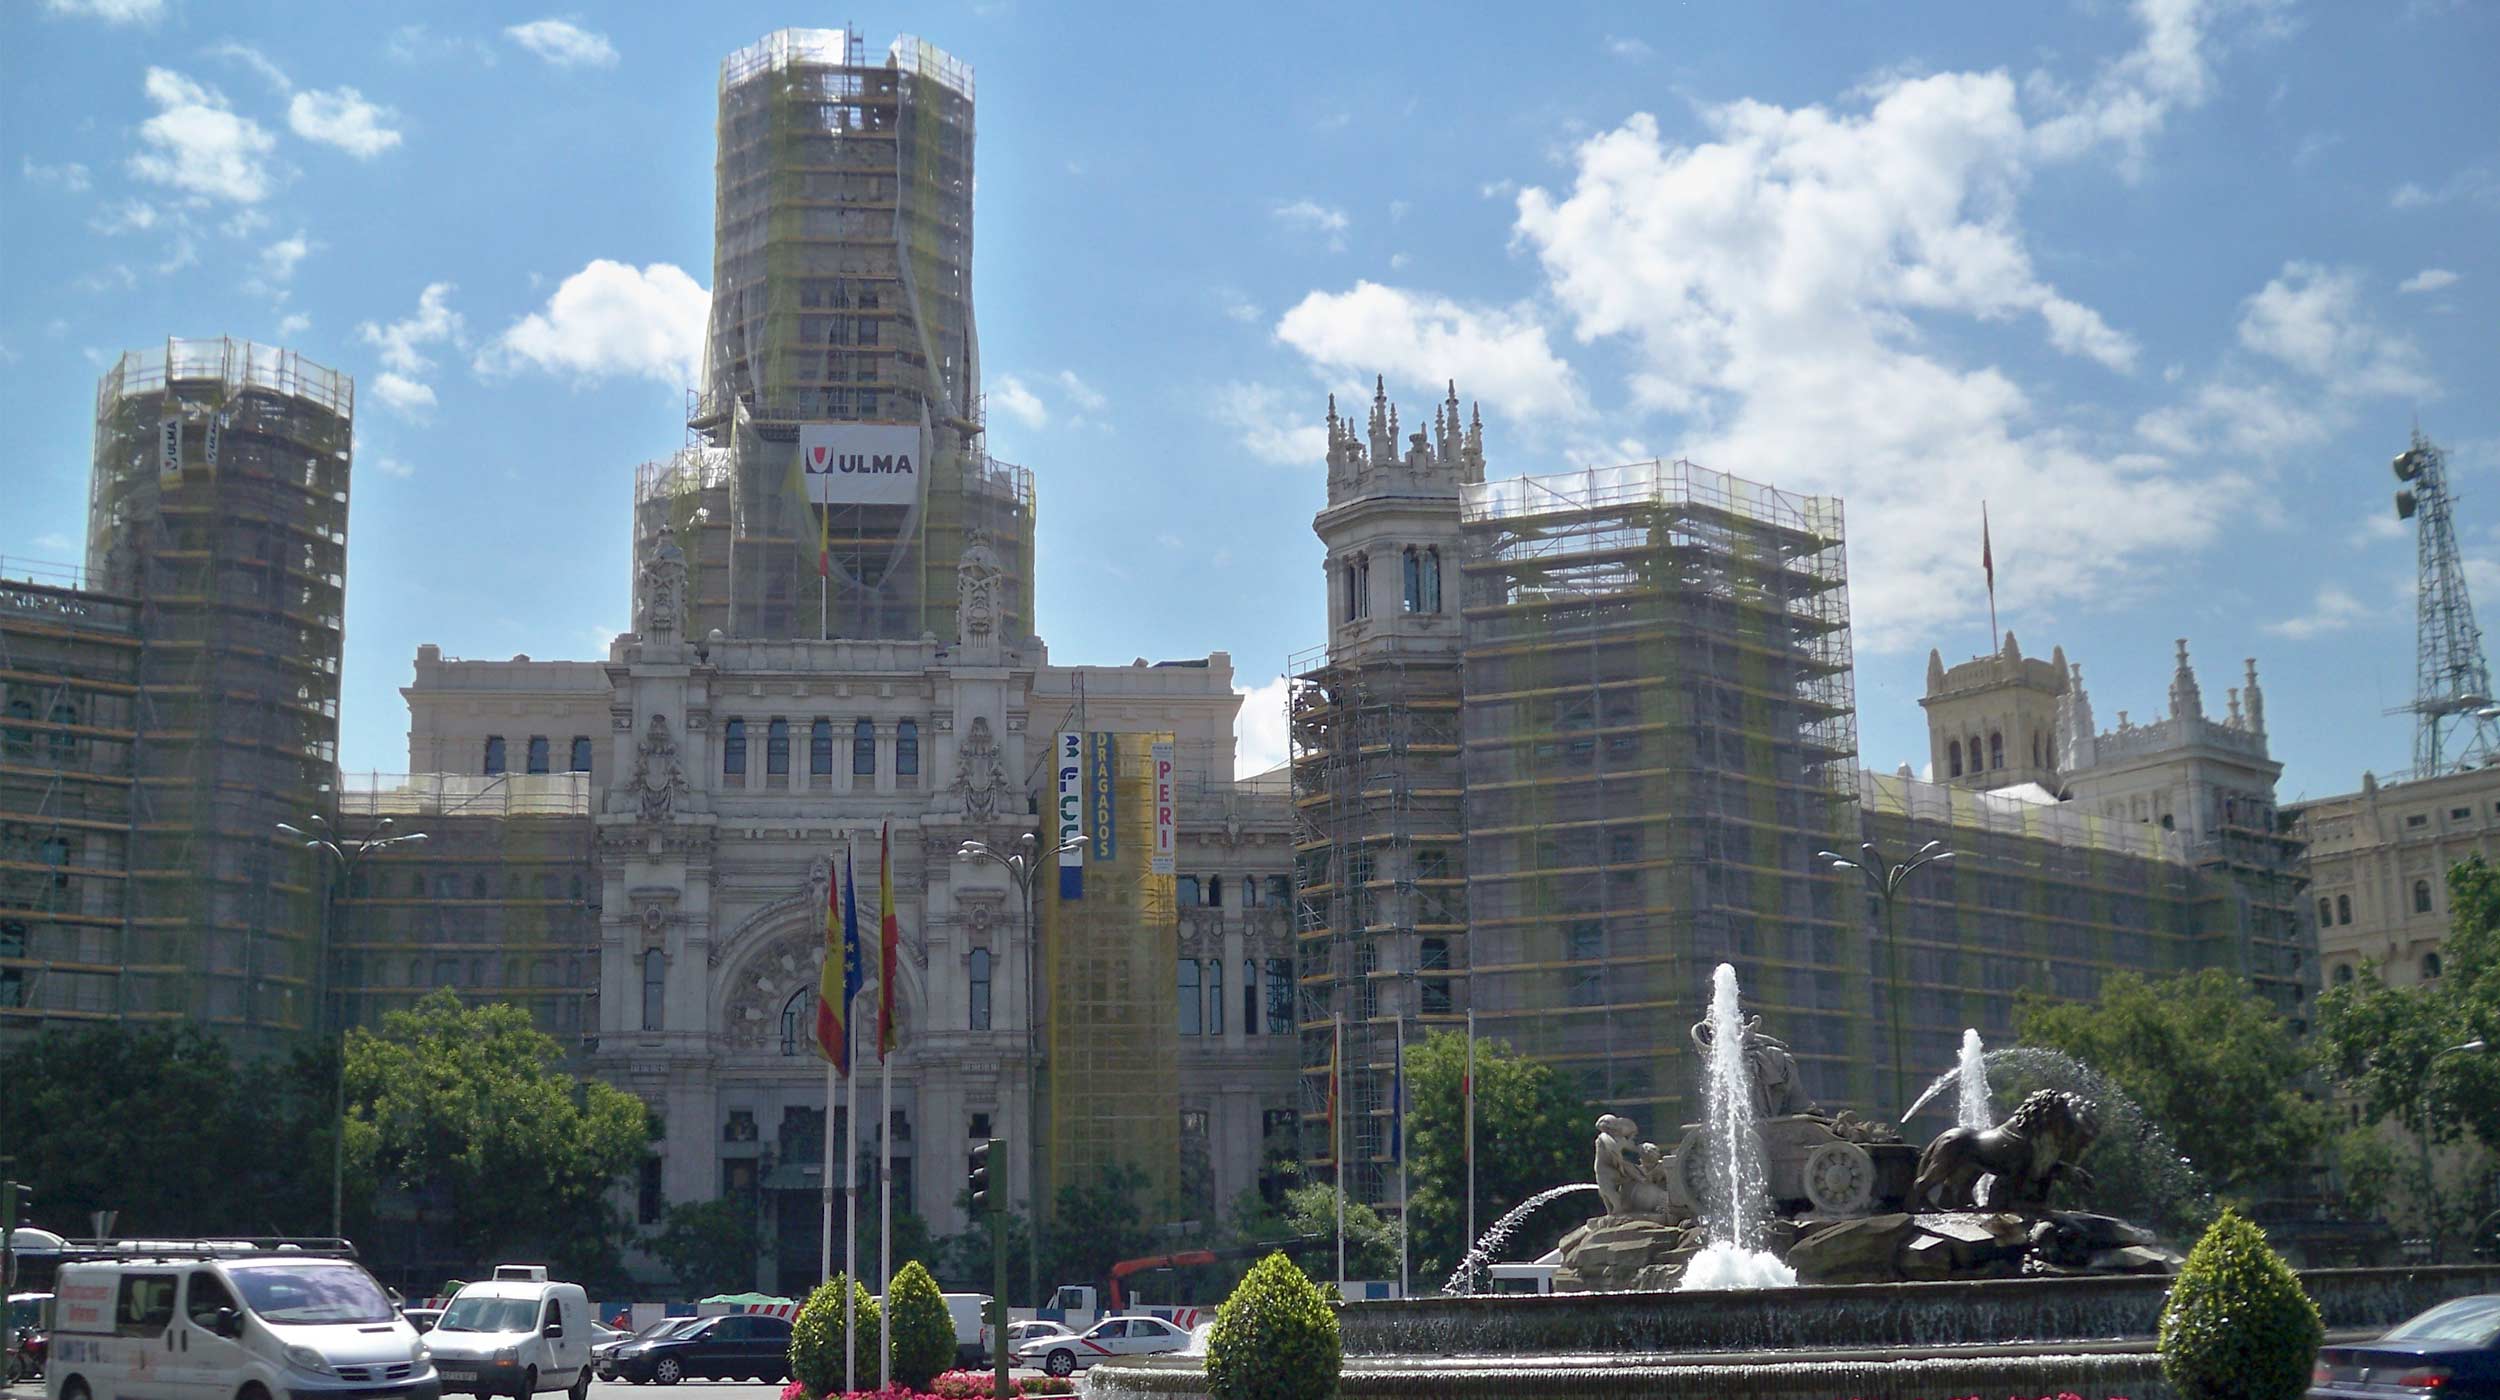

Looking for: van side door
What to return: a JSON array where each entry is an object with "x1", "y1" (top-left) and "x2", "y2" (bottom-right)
[
  {"x1": 170, "y1": 1270, "x2": 250, "y2": 1400},
  {"x1": 113, "y1": 1273, "x2": 180, "y2": 1400}
]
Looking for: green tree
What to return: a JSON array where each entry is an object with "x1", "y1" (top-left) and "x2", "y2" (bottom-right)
[
  {"x1": 1038, "y1": 1163, "x2": 1162, "y2": 1297},
  {"x1": 1397, "y1": 1029, "x2": 1588, "y2": 1286},
  {"x1": 788, "y1": 1273, "x2": 879, "y2": 1397},
  {"x1": 2016, "y1": 969, "x2": 2328, "y2": 1200},
  {"x1": 1204, "y1": 1253, "x2": 1339, "y2": 1400},
  {"x1": 2158, "y1": 1208, "x2": 2321, "y2": 1400},
  {"x1": 649, "y1": 1199, "x2": 761, "y2": 1296},
  {"x1": 882, "y1": 1260, "x2": 955, "y2": 1391},
  {"x1": 347, "y1": 990, "x2": 648, "y2": 1281},
  {"x1": 1243, "y1": 1184, "x2": 1396, "y2": 1282}
]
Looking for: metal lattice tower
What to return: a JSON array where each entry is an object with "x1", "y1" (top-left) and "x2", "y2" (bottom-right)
[{"x1": 2393, "y1": 430, "x2": 2500, "y2": 774}]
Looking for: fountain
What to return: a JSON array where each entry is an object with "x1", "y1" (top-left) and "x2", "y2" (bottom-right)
[
  {"x1": 1442, "y1": 1183, "x2": 1598, "y2": 1296},
  {"x1": 1956, "y1": 1028, "x2": 1992, "y2": 1132},
  {"x1": 1676, "y1": 963, "x2": 1796, "y2": 1289}
]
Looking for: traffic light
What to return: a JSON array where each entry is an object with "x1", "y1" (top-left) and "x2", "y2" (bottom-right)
[{"x1": 967, "y1": 1138, "x2": 1001, "y2": 1214}]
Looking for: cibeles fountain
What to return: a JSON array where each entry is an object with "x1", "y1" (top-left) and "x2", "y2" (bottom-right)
[{"x1": 1089, "y1": 963, "x2": 2500, "y2": 1399}]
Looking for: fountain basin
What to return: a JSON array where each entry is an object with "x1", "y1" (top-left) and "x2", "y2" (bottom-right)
[{"x1": 1087, "y1": 1346, "x2": 2162, "y2": 1399}]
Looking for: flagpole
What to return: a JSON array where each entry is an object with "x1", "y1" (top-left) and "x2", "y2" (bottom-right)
[
  {"x1": 1464, "y1": 1007, "x2": 1476, "y2": 1281},
  {"x1": 879, "y1": 1049, "x2": 893, "y2": 1391},
  {"x1": 819, "y1": 1056, "x2": 835, "y2": 1282},
  {"x1": 1395, "y1": 1015, "x2": 1408, "y2": 1299},
  {"x1": 843, "y1": 1009, "x2": 857, "y2": 1395},
  {"x1": 1334, "y1": 1011, "x2": 1346, "y2": 1294}
]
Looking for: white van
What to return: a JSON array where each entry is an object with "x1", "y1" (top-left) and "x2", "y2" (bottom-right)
[
  {"x1": 937, "y1": 1294, "x2": 993, "y2": 1367},
  {"x1": 47, "y1": 1243, "x2": 436, "y2": 1400},
  {"x1": 420, "y1": 1268, "x2": 591, "y2": 1400}
]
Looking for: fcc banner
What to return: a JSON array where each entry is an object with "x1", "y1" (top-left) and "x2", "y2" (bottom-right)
[
  {"x1": 800, "y1": 423, "x2": 925, "y2": 507},
  {"x1": 1088, "y1": 732, "x2": 1117, "y2": 863},
  {"x1": 1057, "y1": 732, "x2": 1085, "y2": 900},
  {"x1": 1150, "y1": 741, "x2": 1176, "y2": 875}
]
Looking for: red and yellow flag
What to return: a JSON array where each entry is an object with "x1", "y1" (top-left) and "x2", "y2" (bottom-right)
[
  {"x1": 876, "y1": 821, "x2": 900, "y2": 1060},
  {"x1": 812, "y1": 855, "x2": 848, "y2": 1073}
]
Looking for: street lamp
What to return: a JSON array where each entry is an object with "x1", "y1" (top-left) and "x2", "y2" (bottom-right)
[
  {"x1": 279, "y1": 813, "x2": 428, "y2": 1237},
  {"x1": 1817, "y1": 839, "x2": 1956, "y2": 1119},
  {"x1": 2414, "y1": 1038, "x2": 2489, "y2": 1262},
  {"x1": 956, "y1": 831, "x2": 1086, "y2": 1309}
]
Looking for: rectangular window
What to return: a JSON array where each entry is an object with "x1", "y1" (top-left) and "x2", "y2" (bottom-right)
[
  {"x1": 1266, "y1": 958, "x2": 1294, "y2": 1034},
  {"x1": 1207, "y1": 959, "x2": 1224, "y2": 1036},
  {"x1": 1267, "y1": 874, "x2": 1291, "y2": 907},
  {"x1": 636, "y1": 1160, "x2": 663, "y2": 1226},
  {"x1": 2408, "y1": 814, "x2": 2428, "y2": 828},
  {"x1": 767, "y1": 718, "x2": 791, "y2": 776},
  {"x1": 570, "y1": 736, "x2": 593, "y2": 772},
  {"x1": 969, "y1": 1112, "x2": 991, "y2": 1139},
  {"x1": 484, "y1": 736, "x2": 507, "y2": 776},
  {"x1": 526, "y1": 736, "x2": 550, "y2": 774},
  {"x1": 2452, "y1": 807, "x2": 2472, "y2": 821},
  {"x1": 117, "y1": 1274, "x2": 177, "y2": 1337},
  {"x1": 1178, "y1": 960, "x2": 1202, "y2": 1036},
  {"x1": 810, "y1": 719, "x2": 833, "y2": 776},
  {"x1": 1244, "y1": 957, "x2": 1258, "y2": 1034},
  {"x1": 853, "y1": 720, "x2": 876, "y2": 776}
]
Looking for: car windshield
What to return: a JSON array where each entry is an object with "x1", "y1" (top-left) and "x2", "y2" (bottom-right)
[
  {"x1": 232, "y1": 1266, "x2": 397, "y2": 1326},
  {"x1": 436, "y1": 1296, "x2": 539, "y2": 1334},
  {"x1": 637, "y1": 1317, "x2": 695, "y2": 1341},
  {"x1": 2384, "y1": 1296, "x2": 2500, "y2": 1344}
]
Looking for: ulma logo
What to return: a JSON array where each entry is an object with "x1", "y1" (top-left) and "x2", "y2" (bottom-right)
[{"x1": 838, "y1": 452, "x2": 914, "y2": 475}]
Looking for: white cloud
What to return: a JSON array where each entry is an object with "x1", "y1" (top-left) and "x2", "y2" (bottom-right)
[
  {"x1": 2025, "y1": 0, "x2": 2270, "y2": 173},
  {"x1": 358, "y1": 283, "x2": 464, "y2": 416},
  {"x1": 989, "y1": 375, "x2": 1047, "y2": 429},
  {"x1": 128, "y1": 68, "x2": 278, "y2": 204},
  {"x1": 2392, "y1": 164, "x2": 2499, "y2": 210},
  {"x1": 1276, "y1": 281, "x2": 1587, "y2": 423},
  {"x1": 374, "y1": 455, "x2": 415, "y2": 479},
  {"x1": 210, "y1": 41, "x2": 292, "y2": 93},
  {"x1": 277, "y1": 312, "x2": 312, "y2": 339},
  {"x1": 248, "y1": 230, "x2": 313, "y2": 294},
  {"x1": 90, "y1": 199, "x2": 158, "y2": 234},
  {"x1": 1234, "y1": 674, "x2": 1293, "y2": 779},
  {"x1": 505, "y1": 19, "x2": 619, "y2": 69},
  {"x1": 1272, "y1": 199, "x2": 1351, "y2": 252},
  {"x1": 289, "y1": 88, "x2": 403, "y2": 159},
  {"x1": 476, "y1": 260, "x2": 707, "y2": 386},
  {"x1": 1055, "y1": 370, "x2": 1107, "y2": 414},
  {"x1": 2399, "y1": 268, "x2": 2460, "y2": 294},
  {"x1": 1214, "y1": 382, "x2": 1329, "y2": 468},
  {"x1": 33, "y1": 533, "x2": 74, "y2": 554},
  {"x1": 1605, "y1": 35, "x2": 1655, "y2": 61},
  {"x1": 2234, "y1": 261, "x2": 2431, "y2": 396},
  {"x1": 22, "y1": 157, "x2": 92, "y2": 192},
  {"x1": 42, "y1": 0, "x2": 162, "y2": 22},
  {"x1": 2264, "y1": 584, "x2": 2375, "y2": 640}
]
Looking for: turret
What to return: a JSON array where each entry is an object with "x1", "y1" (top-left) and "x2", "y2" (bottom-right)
[
  {"x1": 2243, "y1": 658, "x2": 2266, "y2": 739},
  {"x1": 2167, "y1": 638, "x2": 2202, "y2": 724},
  {"x1": 1926, "y1": 648, "x2": 1947, "y2": 695}
]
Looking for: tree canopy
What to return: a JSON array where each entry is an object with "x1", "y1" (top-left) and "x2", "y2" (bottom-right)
[{"x1": 1397, "y1": 1029, "x2": 1589, "y2": 1286}]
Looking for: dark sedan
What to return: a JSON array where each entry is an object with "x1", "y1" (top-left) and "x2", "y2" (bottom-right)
[
  {"x1": 608, "y1": 1313, "x2": 793, "y2": 1386},
  {"x1": 2312, "y1": 1294, "x2": 2500, "y2": 1398}
]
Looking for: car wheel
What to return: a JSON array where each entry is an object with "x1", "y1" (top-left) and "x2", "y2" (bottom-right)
[
  {"x1": 652, "y1": 1358, "x2": 682, "y2": 1387},
  {"x1": 518, "y1": 1365, "x2": 537, "y2": 1400},
  {"x1": 1045, "y1": 1349, "x2": 1075, "y2": 1378},
  {"x1": 569, "y1": 1368, "x2": 591, "y2": 1400}
]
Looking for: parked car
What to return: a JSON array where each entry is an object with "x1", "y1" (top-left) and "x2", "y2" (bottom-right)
[
  {"x1": 423, "y1": 1266, "x2": 595, "y2": 1400},
  {"x1": 607, "y1": 1313, "x2": 793, "y2": 1386},
  {"x1": 1012, "y1": 1314, "x2": 1192, "y2": 1379},
  {"x1": 2311, "y1": 1293, "x2": 2500, "y2": 1398},
  {"x1": 1003, "y1": 1319, "x2": 1073, "y2": 1353},
  {"x1": 402, "y1": 1308, "x2": 445, "y2": 1334},
  {"x1": 596, "y1": 1318, "x2": 695, "y2": 1381}
]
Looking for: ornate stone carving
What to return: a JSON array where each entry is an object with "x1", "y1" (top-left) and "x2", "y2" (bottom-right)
[
  {"x1": 1689, "y1": 1013, "x2": 1816, "y2": 1118},
  {"x1": 958, "y1": 528, "x2": 1002, "y2": 648},
  {"x1": 639, "y1": 524, "x2": 687, "y2": 642},
  {"x1": 949, "y1": 716, "x2": 1010, "y2": 819},
  {"x1": 624, "y1": 714, "x2": 691, "y2": 824}
]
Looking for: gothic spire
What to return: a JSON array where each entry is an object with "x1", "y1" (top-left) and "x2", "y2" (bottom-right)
[{"x1": 2168, "y1": 638, "x2": 2203, "y2": 723}]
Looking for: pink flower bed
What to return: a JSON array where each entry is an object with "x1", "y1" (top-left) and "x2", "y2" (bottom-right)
[{"x1": 787, "y1": 1372, "x2": 1077, "y2": 1400}]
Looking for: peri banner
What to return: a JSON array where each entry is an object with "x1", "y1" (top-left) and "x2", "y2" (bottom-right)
[
  {"x1": 1088, "y1": 732, "x2": 1117, "y2": 863},
  {"x1": 800, "y1": 423, "x2": 925, "y2": 507},
  {"x1": 1150, "y1": 740, "x2": 1176, "y2": 875},
  {"x1": 1057, "y1": 731, "x2": 1084, "y2": 900}
]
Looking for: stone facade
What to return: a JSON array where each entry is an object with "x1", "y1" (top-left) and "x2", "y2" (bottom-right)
[{"x1": 2293, "y1": 764, "x2": 2500, "y2": 990}]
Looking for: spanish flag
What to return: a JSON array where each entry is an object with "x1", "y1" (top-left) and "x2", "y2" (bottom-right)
[
  {"x1": 812, "y1": 846, "x2": 854, "y2": 1073},
  {"x1": 876, "y1": 821, "x2": 900, "y2": 1060}
]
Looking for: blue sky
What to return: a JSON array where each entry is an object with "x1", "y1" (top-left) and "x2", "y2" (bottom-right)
[{"x1": 3, "y1": 0, "x2": 2494, "y2": 802}]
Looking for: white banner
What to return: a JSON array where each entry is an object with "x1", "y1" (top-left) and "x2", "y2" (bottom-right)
[
  {"x1": 1057, "y1": 733, "x2": 1084, "y2": 899},
  {"x1": 1151, "y1": 741, "x2": 1176, "y2": 875},
  {"x1": 801, "y1": 423, "x2": 925, "y2": 507}
]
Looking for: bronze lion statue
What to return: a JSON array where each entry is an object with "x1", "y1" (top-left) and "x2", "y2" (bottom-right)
[{"x1": 1911, "y1": 1089, "x2": 2099, "y2": 1210}]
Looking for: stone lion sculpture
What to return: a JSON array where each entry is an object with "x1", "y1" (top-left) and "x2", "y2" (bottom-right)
[
  {"x1": 1593, "y1": 1114, "x2": 1678, "y2": 1218},
  {"x1": 1911, "y1": 1088, "x2": 2100, "y2": 1211}
]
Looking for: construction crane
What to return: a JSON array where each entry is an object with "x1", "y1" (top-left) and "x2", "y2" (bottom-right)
[{"x1": 2391, "y1": 430, "x2": 2500, "y2": 774}]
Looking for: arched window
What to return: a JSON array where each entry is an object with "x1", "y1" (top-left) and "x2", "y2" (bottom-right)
[
  {"x1": 810, "y1": 719, "x2": 834, "y2": 776},
  {"x1": 2336, "y1": 893, "x2": 2352, "y2": 924},
  {"x1": 1176, "y1": 875, "x2": 1201, "y2": 907},
  {"x1": 722, "y1": 719, "x2": 746, "y2": 776},
  {"x1": 1969, "y1": 737, "x2": 1984, "y2": 774},
  {"x1": 1988, "y1": 731, "x2": 2004, "y2": 769},
  {"x1": 570, "y1": 736, "x2": 593, "y2": 772},
  {"x1": 1177, "y1": 959, "x2": 1202, "y2": 1035},
  {"x1": 781, "y1": 987, "x2": 817, "y2": 1056},
  {"x1": 1402, "y1": 547, "x2": 1422, "y2": 613},
  {"x1": 767, "y1": 718, "x2": 790, "y2": 776},
  {"x1": 526, "y1": 735, "x2": 550, "y2": 774},
  {"x1": 2031, "y1": 732, "x2": 2042, "y2": 767},
  {"x1": 2318, "y1": 898, "x2": 2334, "y2": 929},
  {"x1": 2413, "y1": 879, "x2": 2433, "y2": 915},
  {"x1": 2423, "y1": 952, "x2": 2444, "y2": 979},
  {"x1": 969, "y1": 948, "x2": 991, "y2": 1030},
  {"x1": 852, "y1": 719, "x2": 876, "y2": 776},
  {"x1": 1206, "y1": 875, "x2": 1224, "y2": 908},
  {"x1": 1424, "y1": 547, "x2": 1442, "y2": 613},
  {"x1": 484, "y1": 735, "x2": 507, "y2": 775},
  {"x1": 2333, "y1": 963, "x2": 2354, "y2": 986},
  {"x1": 641, "y1": 949, "x2": 666, "y2": 1030},
  {"x1": 1948, "y1": 739, "x2": 1963, "y2": 778},
  {"x1": 1343, "y1": 561, "x2": 1360, "y2": 622},
  {"x1": 1355, "y1": 556, "x2": 1370, "y2": 618},
  {"x1": 1206, "y1": 959, "x2": 1223, "y2": 1035},
  {"x1": 896, "y1": 720, "x2": 919, "y2": 776}
]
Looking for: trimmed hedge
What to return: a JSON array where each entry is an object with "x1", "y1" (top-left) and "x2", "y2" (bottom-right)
[
  {"x1": 1204, "y1": 1252, "x2": 1340, "y2": 1400},
  {"x1": 789, "y1": 1274, "x2": 882, "y2": 1398},
  {"x1": 884, "y1": 1261, "x2": 957, "y2": 1392},
  {"x1": 2159, "y1": 1207, "x2": 2322, "y2": 1400}
]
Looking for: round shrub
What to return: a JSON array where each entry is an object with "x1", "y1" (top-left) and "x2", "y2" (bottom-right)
[
  {"x1": 883, "y1": 1260, "x2": 957, "y2": 1392},
  {"x1": 2159, "y1": 1206, "x2": 2322, "y2": 1400},
  {"x1": 788, "y1": 1273, "x2": 880, "y2": 1398},
  {"x1": 1204, "y1": 1252, "x2": 1340, "y2": 1400}
]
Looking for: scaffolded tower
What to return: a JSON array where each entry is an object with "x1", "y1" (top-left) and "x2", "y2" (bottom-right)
[
  {"x1": 1458, "y1": 460, "x2": 1860, "y2": 1120},
  {"x1": 2391, "y1": 431, "x2": 2500, "y2": 775},
  {"x1": 86, "y1": 338, "x2": 354, "y2": 1056},
  {"x1": 669, "y1": 28, "x2": 1033, "y2": 645}
]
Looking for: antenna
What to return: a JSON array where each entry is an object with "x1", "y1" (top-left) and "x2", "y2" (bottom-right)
[{"x1": 2392, "y1": 430, "x2": 2500, "y2": 774}]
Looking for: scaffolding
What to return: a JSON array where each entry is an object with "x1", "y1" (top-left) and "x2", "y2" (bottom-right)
[
  {"x1": 1457, "y1": 459, "x2": 1860, "y2": 1122},
  {"x1": 1043, "y1": 732, "x2": 1181, "y2": 1216},
  {"x1": 73, "y1": 338, "x2": 353, "y2": 1056},
  {"x1": 679, "y1": 29, "x2": 1031, "y2": 645}
]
